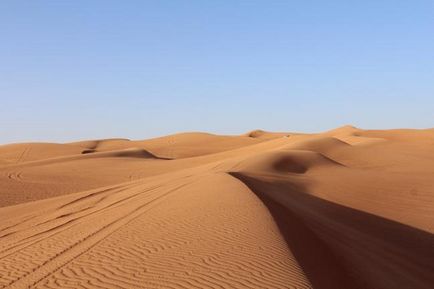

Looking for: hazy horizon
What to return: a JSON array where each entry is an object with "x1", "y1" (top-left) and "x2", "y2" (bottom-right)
[
  {"x1": 1, "y1": 1, "x2": 433, "y2": 143},
  {"x1": 1, "y1": 124, "x2": 434, "y2": 146}
]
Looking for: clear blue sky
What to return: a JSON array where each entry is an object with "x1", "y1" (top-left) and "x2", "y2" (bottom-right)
[{"x1": 1, "y1": 1, "x2": 433, "y2": 143}]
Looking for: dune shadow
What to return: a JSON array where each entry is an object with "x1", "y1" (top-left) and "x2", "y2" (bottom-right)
[{"x1": 229, "y1": 172, "x2": 434, "y2": 289}]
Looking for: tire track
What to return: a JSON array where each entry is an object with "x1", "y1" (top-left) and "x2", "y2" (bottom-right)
[
  {"x1": 15, "y1": 147, "x2": 30, "y2": 164},
  {"x1": 33, "y1": 173, "x2": 312, "y2": 289},
  {"x1": 0, "y1": 177, "x2": 195, "y2": 289},
  {"x1": 24, "y1": 182, "x2": 191, "y2": 289}
]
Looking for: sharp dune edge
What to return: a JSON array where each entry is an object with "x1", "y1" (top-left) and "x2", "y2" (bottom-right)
[{"x1": 0, "y1": 127, "x2": 434, "y2": 289}]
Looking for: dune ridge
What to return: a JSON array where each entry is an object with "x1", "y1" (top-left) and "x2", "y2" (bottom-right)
[{"x1": 1, "y1": 126, "x2": 433, "y2": 288}]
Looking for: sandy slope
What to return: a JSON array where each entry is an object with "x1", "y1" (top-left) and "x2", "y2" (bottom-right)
[{"x1": 0, "y1": 127, "x2": 433, "y2": 288}]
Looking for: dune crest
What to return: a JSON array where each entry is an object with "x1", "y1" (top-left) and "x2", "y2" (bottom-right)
[
  {"x1": 1, "y1": 126, "x2": 434, "y2": 288},
  {"x1": 245, "y1": 129, "x2": 291, "y2": 139}
]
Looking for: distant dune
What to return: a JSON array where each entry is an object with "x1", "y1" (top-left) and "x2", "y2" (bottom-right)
[{"x1": 1, "y1": 127, "x2": 433, "y2": 288}]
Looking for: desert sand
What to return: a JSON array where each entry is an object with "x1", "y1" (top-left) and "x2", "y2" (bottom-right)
[{"x1": 0, "y1": 126, "x2": 433, "y2": 289}]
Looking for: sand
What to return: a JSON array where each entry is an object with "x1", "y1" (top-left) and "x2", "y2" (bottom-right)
[{"x1": 0, "y1": 126, "x2": 433, "y2": 288}]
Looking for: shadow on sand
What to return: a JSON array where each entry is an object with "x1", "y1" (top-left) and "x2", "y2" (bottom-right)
[{"x1": 229, "y1": 172, "x2": 434, "y2": 289}]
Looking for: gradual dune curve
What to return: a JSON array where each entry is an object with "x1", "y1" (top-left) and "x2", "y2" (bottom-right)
[
  {"x1": 1, "y1": 127, "x2": 434, "y2": 288},
  {"x1": 284, "y1": 136, "x2": 350, "y2": 153},
  {"x1": 232, "y1": 150, "x2": 343, "y2": 175},
  {"x1": 0, "y1": 143, "x2": 86, "y2": 164}
]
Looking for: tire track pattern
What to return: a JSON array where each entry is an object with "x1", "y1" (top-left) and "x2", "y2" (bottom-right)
[
  {"x1": 0, "y1": 173, "x2": 312, "y2": 289},
  {"x1": 0, "y1": 176, "x2": 193, "y2": 288}
]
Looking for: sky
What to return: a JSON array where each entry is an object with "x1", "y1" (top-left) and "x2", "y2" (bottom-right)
[{"x1": 1, "y1": 1, "x2": 433, "y2": 143}]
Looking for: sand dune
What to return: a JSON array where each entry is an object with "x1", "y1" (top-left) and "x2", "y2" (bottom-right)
[
  {"x1": 66, "y1": 132, "x2": 264, "y2": 159},
  {"x1": 0, "y1": 143, "x2": 86, "y2": 164},
  {"x1": 1, "y1": 127, "x2": 433, "y2": 288}
]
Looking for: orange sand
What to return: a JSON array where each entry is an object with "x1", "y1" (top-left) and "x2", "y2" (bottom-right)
[{"x1": 0, "y1": 126, "x2": 433, "y2": 288}]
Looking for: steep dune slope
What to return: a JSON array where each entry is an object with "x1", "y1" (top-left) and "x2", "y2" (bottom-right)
[
  {"x1": 229, "y1": 139, "x2": 434, "y2": 289},
  {"x1": 1, "y1": 127, "x2": 433, "y2": 288}
]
